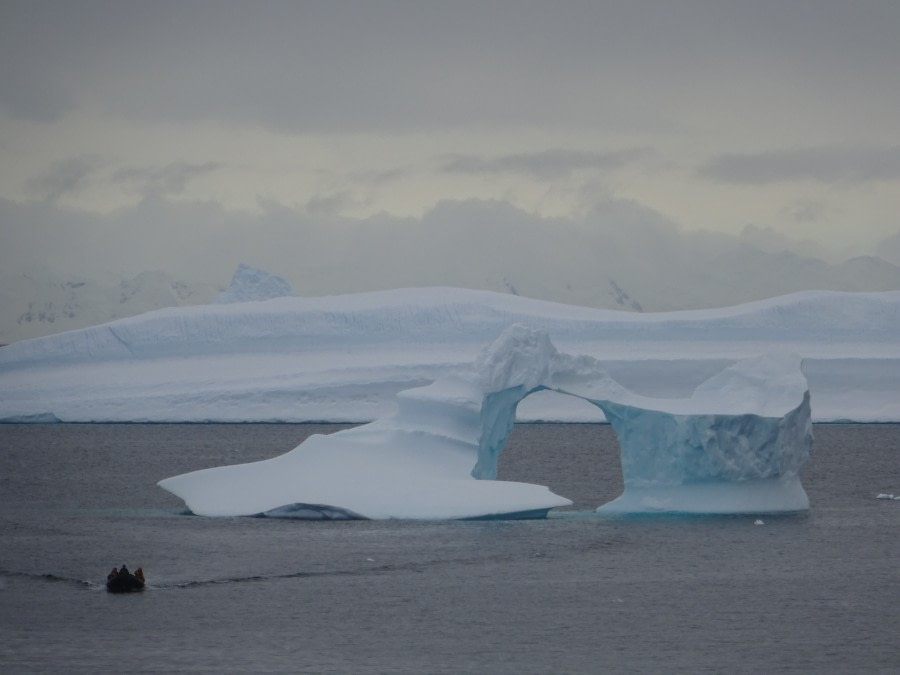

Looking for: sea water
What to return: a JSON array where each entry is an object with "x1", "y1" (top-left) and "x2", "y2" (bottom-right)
[{"x1": 1, "y1": 424, "x2": 898, "y2": 673}]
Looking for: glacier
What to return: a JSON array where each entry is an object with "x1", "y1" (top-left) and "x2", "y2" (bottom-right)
[
  {"x1": 0, "y1": 283, "x2": 898, "y2": 424},
  {"x1": 158, "y1": 325, "x2": 812, "y2": 519}
]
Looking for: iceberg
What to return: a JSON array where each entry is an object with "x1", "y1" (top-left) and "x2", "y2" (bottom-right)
[
  {"x1": 0, "y1": 285, "x2": 898, "y2": 424},
  {"x1": 159, "y1": 325, "x2": 812, "y2": 519},
  {"x1": 214, "y1": 263, "x2": 295, "y2": 304},
  {"x1": 585, "y1": 356, "x2": 812, "y2": 514}
]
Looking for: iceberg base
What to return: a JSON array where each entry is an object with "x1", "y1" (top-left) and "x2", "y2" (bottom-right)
[
  {"x1": 461, "y1": 508, "x2": 553, "y2": 521},
  {"x1": 596, "y1": 476, "x2": 809, "y2": 515},
  {"x1": 259, "y1": 503, "x2": 366, "y2": 520}
]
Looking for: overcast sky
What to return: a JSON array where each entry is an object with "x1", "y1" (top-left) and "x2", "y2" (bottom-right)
[{"x1": 2, "y1": 1, "x2": 899, "y2": 289}]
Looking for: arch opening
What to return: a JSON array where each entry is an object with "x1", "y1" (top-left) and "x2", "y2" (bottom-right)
[
  {"x1": 497, "y1": 421, "x2": 623, "y2": 512},
  {"x1": 474, "y1": 386, "x2": 625, "y2": 511}
]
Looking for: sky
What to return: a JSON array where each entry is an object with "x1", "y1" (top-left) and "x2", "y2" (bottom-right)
[{"x1": 2, "y1": 1, "x2": 900, "y2": 298}]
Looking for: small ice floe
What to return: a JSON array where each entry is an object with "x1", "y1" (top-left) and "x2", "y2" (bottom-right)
[
  {"x1": 875, "y1": 493, "x2": 895, "y2": 500},
  {"x1": 754, "y1": 519, "x2": 765, "y2": 525},
  {"x1": 366, "y1": 558, "x2": 375, "y2": 562}
]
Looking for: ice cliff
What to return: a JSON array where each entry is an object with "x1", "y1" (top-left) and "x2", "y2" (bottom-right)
[
  {"x1": 1, "y1": 286, "x2": 898, "y2": 423},
  {"x1": 159, "y1": 325, "x2": 812, "y2": 519}
]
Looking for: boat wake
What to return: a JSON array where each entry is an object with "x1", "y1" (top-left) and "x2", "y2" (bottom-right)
[{"x1": 0, "y1": 570, "x2": 104, "y2": 590}]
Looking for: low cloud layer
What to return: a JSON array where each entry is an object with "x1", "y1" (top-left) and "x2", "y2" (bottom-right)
[
  {"x1": 3, "y1": 2, "x2": 899, "y2": 136},
  {"x1": 2, "y1": 1, "x2": 899, "y2": 313},
  {"x1": 700, "y1": 146, "x2": 900, "y2": 185},
  {"x1": 442, "y1": 149, "x2": 649, "y2": 180},
  {"x1": 112, "y1": 161, "x2": 224, "y2": 198},
  {"x1": 3, "y1": 195, "x2": 898, "y2": 318},
  {"x1": 24, "y1": 154, "x2": 104, "y2": 202}
]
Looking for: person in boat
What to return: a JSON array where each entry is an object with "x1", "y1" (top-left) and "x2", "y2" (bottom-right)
[{"x1": 106, "y1": 564, "x2": 145, "y2": 592}]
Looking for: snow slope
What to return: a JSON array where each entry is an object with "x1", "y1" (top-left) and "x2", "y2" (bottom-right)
[{"x1": 0, "y1": 286, "x2": 898, "y2": 423}]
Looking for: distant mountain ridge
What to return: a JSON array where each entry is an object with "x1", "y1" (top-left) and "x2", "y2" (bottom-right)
[
  {"x1": 483, "y1": 250, "x2": 900, "y2": 315},
  {"x1": 2, "y1": 247, "x2": 900, "y2": 343},
  {"x1": 0, "y1": 270, "x2": 219, "y2": 344},
  {"x1": 214, "y1": 264, "x2": 295, "y2": 304}
]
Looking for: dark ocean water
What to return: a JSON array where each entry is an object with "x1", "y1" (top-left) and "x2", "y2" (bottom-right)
[{"x1": 1, "y1": 423, "x2": 898, "y2": 674}]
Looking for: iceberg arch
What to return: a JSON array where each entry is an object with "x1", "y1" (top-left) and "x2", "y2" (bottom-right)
[{"x1": 159, "y1": 325, "x2": 812, "y2": 519}]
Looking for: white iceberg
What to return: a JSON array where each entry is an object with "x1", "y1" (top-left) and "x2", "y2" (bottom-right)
[
  {"x1": 159, "y1": 325, "x2": 812, "y2": 519},
  {"x1": 585, "y1": 354, "x2": 811, "y2": 514},
  {"x1": 1, "y1": 285, "x2": 898, "y2": 424},
  {"x1": 214, "y1": 263, "x2": 295, "y2": 304}
]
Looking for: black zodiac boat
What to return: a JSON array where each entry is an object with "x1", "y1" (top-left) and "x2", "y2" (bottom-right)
[{"x1": 106, "y1": 567, "x2": 145, "y2": 593}]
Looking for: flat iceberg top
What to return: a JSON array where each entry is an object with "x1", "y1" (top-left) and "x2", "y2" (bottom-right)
[
  {"x1": 158, "y1": 424, "x2": 574, "y2": 520},
  {"x1": 474, "y1": 325, "x2": 807, "y2": 417},
  {"x1": 565, "y1": 353, "x2": 808, "y2": 418},
  {"x1": 687, "y1": 353, "x2": 808, "y2": 417},
  {"x1": 3, "y1": 287, "x2": 898, "y2": 368},
  {"x1": 1, "y1": 286, "x2": 898, "y2": 423}
]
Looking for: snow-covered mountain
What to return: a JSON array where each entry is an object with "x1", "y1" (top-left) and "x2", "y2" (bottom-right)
[
  {"x1": 214, "y1": 264, "x2": 295, "y2": 304},
  {"x1": 493, "y1": 249, "x2": 900, "y2": 314},
  {"x1": 0, "y1": 269, "x2": 219, "y2": 344},
  {"x1": 4, "y1": 235, "x2": 900, "y2": 344}
]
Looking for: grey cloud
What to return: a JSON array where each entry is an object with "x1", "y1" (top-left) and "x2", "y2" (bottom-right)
[
  {"x1": 442, "y1": 149, "x2": 648, "y2": 179},
  {"x1": 3, "y1": 194, "x2": 899, "y2": 315},
  {"x1": 0, "y1": 67, "x2": 74, "y2": 123},
  {"x1": 0, "y1": 2, "x2": 77, "y2": 122},
  {"x1": 876, "y1": 231, "x2": 900, "y2": 267},
  {"x1": 783, "y1": 200, "x2": 828, "y2": 224},
  {"x1": 739, "y1": 224, "x2": 830, "y2": 260},
  {"x1": 5, "y1": 2, "x2": 898, "y2": 134},
  {"x1": 305, "y1": 191, "x2": 356, "y2": 217},
  {"x1": 352, "y1": 167, "x2": 410, "y2": 187},
  {"x1": 24, "y1": 154, "x2": 104, "y2": 201},
  {"x1": 699, "y1": 146, "x2": 900, "y2": 185},
  {"x1": 112, "y1": 161, "x2": 223, "y2": 198}
]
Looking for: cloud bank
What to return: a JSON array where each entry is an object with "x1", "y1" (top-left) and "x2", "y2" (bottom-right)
[
  {"x1": 4, "y1": 2, "x2": 899, "y2": 136},
  {"x1": 442, "y1": 149, "x2": 649, "y2": 180},
  {"x1": 700, "y1": 146, "x2": 900, "y2": 185},
  {"x1": 2, "y1": 0, "x2": 898, "y2": 331},
  {"x1": 3, "y1": 194, "x2": 898, "y2": 319}
]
